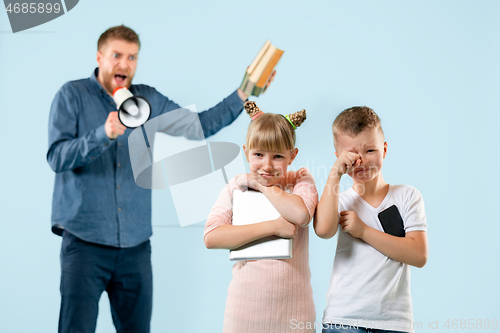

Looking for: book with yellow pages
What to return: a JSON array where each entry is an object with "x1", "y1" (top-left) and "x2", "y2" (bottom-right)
[{"x1": 240, "y1": 40, "x2": 284, "y2": 97}]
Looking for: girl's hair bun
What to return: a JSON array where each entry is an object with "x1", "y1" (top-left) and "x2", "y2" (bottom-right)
[
  {"x1": 244, "y1": 101, "x2": 262, "y2": 118},
  {"x1": 288, "y1": 109, "x2": 307, "y2": 128}
]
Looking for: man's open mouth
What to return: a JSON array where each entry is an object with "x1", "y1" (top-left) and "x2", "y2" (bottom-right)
[{"x1": 114, "y1": 74, "x2": 127, "y2": 85}]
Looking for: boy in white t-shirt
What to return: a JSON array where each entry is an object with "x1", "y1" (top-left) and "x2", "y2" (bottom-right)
[{"x1": 314, "y1": 106, "x2": 428, "y2": 333}]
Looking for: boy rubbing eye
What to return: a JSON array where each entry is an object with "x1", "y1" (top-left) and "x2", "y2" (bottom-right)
[{"x1": 314, "y1": 106, "x2": 428, "y2": 333}]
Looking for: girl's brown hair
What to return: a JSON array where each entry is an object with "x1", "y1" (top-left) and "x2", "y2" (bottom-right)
[{"x1": 244, "y1": 101, "x2": 306, "y2": 151}]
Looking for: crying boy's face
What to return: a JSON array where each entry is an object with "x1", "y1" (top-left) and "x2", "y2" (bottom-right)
[{"x1": 335, "y1": 127, "x2": 387, "y2": 185}]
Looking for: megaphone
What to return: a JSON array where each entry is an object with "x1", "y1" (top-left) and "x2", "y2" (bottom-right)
[{"x1": 113, "y1": 87, "x2": 152, "y2": 128}]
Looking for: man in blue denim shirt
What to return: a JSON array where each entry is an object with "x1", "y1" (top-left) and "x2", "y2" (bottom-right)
[{"x1": 47, "y1": 25, "x2": 258, "y2": 333}]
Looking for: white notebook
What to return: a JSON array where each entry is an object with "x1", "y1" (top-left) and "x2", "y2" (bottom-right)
[{"x1": 229, "y1": 189, "x2": 293, "y2": 261}]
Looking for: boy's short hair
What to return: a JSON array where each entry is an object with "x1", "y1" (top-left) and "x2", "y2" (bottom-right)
[
  {"x1": 332, "y1": 106, "x2": 384, "y2": 149},
  {"x1": 97, "y1": 25, "x2": 140, "y2": 51}
]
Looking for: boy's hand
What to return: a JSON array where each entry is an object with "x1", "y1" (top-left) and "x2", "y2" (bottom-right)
[
  {"x1": 332, "y1": 151, "x2": 361, "y2": 178},
  {"x1": 234, "y1": 173, "x2": 261, "y2": 192},
  {"x1": 339, "y1": 211, "x2": 367, "y2": 239},
  {"x1": 272, "y1": 216, "x2": 298, "y2": 239}
]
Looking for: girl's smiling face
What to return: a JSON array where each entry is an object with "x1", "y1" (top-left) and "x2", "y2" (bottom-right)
[{"x1": 243, "y1": 146, "x2": 298, "y2": 187}]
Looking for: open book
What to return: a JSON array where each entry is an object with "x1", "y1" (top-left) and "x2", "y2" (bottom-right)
[
  {"x1": 239, "y1": 40, "x2": 284, "y2": 97},
  {"x1": 229, "y1": 189, "x2": 293, "y2": 261}
]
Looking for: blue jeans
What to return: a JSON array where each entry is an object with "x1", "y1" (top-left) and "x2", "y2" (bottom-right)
[
  {"x1": 322, "y1": 323, "x2": 408, "y2": 333},
  {"x1": 58, "y1": 231, "x2": 153, "y2": 333}
]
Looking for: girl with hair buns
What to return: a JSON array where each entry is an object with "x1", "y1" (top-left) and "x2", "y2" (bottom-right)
[{"x1": 204, "y1": 101, "x2": 317, "y2": 333}]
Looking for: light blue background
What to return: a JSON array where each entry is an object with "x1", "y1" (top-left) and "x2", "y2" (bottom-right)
[{"x1": 1, "y1": 1, "x2": 499, "y2": 332}]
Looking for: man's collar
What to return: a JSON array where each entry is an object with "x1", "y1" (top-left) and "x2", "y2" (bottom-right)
[{"x1": 90, "y1": 67, "x2": 108, "y2": 96}]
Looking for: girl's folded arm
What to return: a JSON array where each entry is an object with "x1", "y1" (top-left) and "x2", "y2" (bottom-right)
[
  {"x1": 204, "y1": 221, "x2": 277, "y2": 250},
  {"x1": 259, "y1": 185, "x2": 310, "y2": 227}
]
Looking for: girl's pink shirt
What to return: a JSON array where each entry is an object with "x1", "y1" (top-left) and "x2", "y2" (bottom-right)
[{"x1": 203, "y1": 167, "x2": 318, "y2": 333}]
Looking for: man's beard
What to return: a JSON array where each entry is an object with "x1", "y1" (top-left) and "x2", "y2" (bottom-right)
[{"x1": 100, "y1": 70, "x2": 132, "y2": 95}]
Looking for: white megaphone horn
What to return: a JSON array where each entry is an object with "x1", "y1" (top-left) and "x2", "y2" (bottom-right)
[{"x1": 113, "y1": 87, "x2": 152, "y2": 128}]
